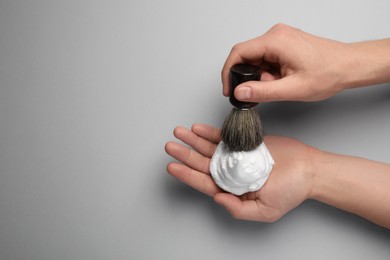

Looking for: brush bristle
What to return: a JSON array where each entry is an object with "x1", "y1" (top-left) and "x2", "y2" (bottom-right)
[{"x1": 221, "y1": 108, "x2": 263, "y2": 152}]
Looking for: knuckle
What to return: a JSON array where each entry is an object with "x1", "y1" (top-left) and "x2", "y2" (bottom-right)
[
  {"x1": 232, "y1": 42, "x2": 241, "y2": 50},
  {"x1": 184, "y1": 148, "x2": 192, "y2": 163},
  {"x1": 202, "y1": 160, "x2": 210, "y2": 174},
  {"x1": 262, "y1": 87, "x2": 271, "y2": 102},
  {"x1": 231, "y1": 42, "x2": 243, "y2": 54},
  {"x1": 253, "y1": 84, "x2": 270, "y2": 102},
  {"x1": 207, "y1": 143, "x2": 214, "y2": 157},
  {"x1": 268, "y1": 23, "x2": 297, "y2": 41},
  {"x1": 271, "y1": 22, "x2": 289, "y2": 31}
]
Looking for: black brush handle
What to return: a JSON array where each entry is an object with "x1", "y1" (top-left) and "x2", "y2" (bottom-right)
[{"x1": 229, "y1": 64, "x2": 260, "y2": 109}]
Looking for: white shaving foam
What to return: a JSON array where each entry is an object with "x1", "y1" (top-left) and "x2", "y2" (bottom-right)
[{"x1": 210, "y1": 141, "x2": 274, "y2": 195}]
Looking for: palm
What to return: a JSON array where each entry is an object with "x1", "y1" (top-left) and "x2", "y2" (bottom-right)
[{"x1": 165, "y1": 124, "x2": 313, "y2": 222}]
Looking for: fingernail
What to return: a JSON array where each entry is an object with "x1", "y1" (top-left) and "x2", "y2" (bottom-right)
[{"x1": 236, "y1": 86, "x2": 251, "y2": 100}]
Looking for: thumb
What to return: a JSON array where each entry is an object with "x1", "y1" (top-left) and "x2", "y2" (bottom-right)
[
  {"x1": 234, "y1": 76, "x2": 305, "y2": 102},
  {"x1": 214, "y1": 193, "x2": 244, "y2": 219},
  {"x1": 214, "y1": 193, "x2": 280, "y2": 222}
]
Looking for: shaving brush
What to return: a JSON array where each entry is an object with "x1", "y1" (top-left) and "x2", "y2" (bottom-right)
[{"x1": 221, "y1": 64, "x2": 263, "y2": 152}]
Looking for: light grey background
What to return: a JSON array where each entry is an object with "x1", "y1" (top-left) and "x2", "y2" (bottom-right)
[{"x1": 1, "y1": 0, "x2": 389, "y2": 259}]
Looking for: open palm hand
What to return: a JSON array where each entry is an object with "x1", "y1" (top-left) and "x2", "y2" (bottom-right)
[{"x1": 165, "y1": 124, "x2": 315, "y2": 222}]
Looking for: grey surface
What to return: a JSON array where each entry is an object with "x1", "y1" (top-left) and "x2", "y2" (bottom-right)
[{"x1": 0, "y1": 0, "x2": 390, "y2": 259}]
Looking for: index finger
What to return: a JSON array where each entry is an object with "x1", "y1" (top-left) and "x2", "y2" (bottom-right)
[
  {"x1": 221, "y1": 37, "x2": 266, "y2": 96},
  {"x1": 191, "y1": 124, "x2": 221, "y2": 144}
]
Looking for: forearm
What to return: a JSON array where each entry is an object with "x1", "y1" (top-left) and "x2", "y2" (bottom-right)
[
  {"x1": 341, "y1": 39, "x2": 390, "y2": 89},
  {"x1": 310, "y1": 150, "x2": 390, "y2": 228}
]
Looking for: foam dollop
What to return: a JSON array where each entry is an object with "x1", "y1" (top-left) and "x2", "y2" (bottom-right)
[{"x1": 210, "y1": 141, "x2": 274, "y2": 195}]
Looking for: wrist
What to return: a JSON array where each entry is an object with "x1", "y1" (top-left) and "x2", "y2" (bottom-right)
[
  {"x1": 306, "y1": 148, "x2": 329, "y2": 201},
  {"x1": 339, "y1": 39, "x2": 390, "y2": 89},
  {"x1": 302, "y1": 146, "x2": 324, "y2": 200}
]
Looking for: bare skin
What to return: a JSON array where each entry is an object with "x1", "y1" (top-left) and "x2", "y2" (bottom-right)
[
  {"x1": 165, "y1": 24, "x2": 390, "y2": 228},
  {"x1": 165, "y1": 124, "x2": 390, "y2": 228},
  {"x1": 222, "y1": 23, "x2": 390, "y2": 102}
]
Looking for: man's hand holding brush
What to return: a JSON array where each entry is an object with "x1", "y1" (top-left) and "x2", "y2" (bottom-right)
[{"x1": 222, "y1": 23, "x2": 390, "y2": 102}]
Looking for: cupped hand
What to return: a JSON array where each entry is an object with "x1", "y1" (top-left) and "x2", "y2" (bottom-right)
[
  {"x1": 222, "y1": 23, "x2": 349, "y2": 102},
  {"x1": 165, "y1": 124, "x2": 316, "y2": 222}
]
